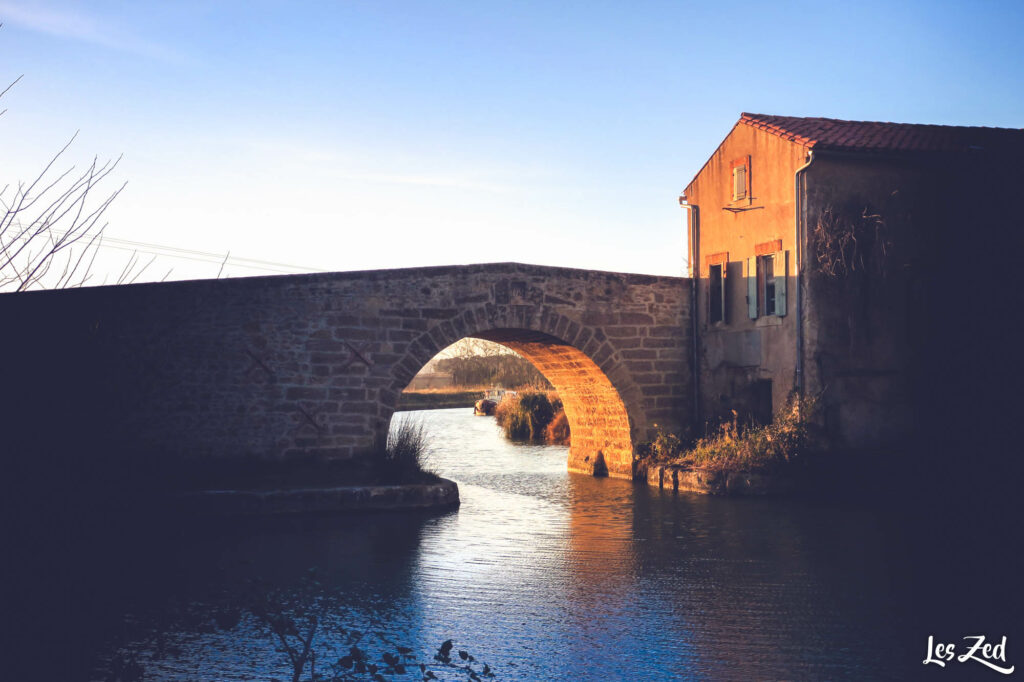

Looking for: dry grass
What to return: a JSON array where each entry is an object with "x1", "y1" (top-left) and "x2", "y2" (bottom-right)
[
  {"x1": 403, "y1": 384, "x2": 491, "y2": 395},
  {"x1": 495, "y1": 390, "x2": 556, "y2": 442},
  {"x1": 545, "y1": 410, "x2": 571, "y2": 445},
  {"x1": 647, "y1": 396, "x2": 821, "y2": 473},
  {"x1": 374, "y1": 416, "x2": 439, "y2": 483}
]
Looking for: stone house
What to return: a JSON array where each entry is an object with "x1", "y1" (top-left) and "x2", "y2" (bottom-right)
[{"x1": 681, "y1": 113, "x2": 1024, "y2": 451}]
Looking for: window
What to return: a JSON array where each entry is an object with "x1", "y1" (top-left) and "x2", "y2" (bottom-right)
[
  {"x1": 732, "y1": 164, "x2": 747, "y2": 201},
  {"x1": 747, "y1": 249, "x2": 788, "y2": 319},
  {"x1": 706, "y1": 252, "x2": 729, "y2": 324},
  {"x1": 731, "y1": 156, "x2": 750, "y2": 202},
  {"x1": 709, "y1": 264, "x2": 724, "y2": 323}
]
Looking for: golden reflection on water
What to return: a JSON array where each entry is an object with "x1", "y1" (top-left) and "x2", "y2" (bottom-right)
[{"x1": 417, "y1": 407, "x2": 908, "y2": 679}]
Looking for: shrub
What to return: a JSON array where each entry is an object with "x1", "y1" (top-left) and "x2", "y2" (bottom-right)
[
  {"x1": 505, "y1": 407, "x2": 534, "y2": 441},
  {"x1": 646, "y1": 395, "x2": 821, "y2": 473},
  {"x1": 545, "y1": 409, "x2": 571, "y2": 445},
  {"x1": 494, "y1": 390, "x2": 555, "y2": 442},
  {"x1": 642, "y1": 425, "x2": 683, "y2": 460},
  {"x1": 493, "y1": 394, "x2": 514, "y2": 428}
]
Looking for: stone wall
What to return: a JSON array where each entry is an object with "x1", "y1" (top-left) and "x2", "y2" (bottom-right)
[{"x1": 0, "y1": 262, "x2": 692, "y2": 482}]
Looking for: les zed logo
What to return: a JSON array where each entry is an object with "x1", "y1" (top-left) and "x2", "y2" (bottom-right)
[{"x1": 924, "y1": 635, "x2": 1014, "y2": 675}]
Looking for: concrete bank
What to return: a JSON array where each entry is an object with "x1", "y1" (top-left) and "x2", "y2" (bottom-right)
[
  {"x1": 641, "y1": 463, "x2": 795, "y2": 496},
  {"x1": 178, "y1": 478, "x2": 460, "y2": 516}
]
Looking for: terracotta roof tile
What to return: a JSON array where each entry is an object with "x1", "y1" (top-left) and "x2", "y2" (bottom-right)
[{"x1": 739, "y1": 113, "x2": 1024, "y2": 153}]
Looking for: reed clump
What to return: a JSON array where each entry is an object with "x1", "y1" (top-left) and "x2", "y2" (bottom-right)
[
  {"x1": 495, "y1": 390, "x2": 570, "y2": 445},
  {"x1": 545, "y1": 410, "x2": 571, "y2": 445},
  {"x1": 375, "y1": 417, "x2": 439, "y2": 483},
  {"x1": 495, "y1": 391, "x2": 552, "y2": 441}
]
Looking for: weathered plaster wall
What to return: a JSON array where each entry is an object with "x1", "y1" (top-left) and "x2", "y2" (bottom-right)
[
  {"x1": 802, "y1": 155, "x2": 927, "y2": 448},
  {"x1": 0, "y1": 263, "x2": 692, "y2": 482},
  {"x1": 803, "y1": 151, "x2": 1020, "y2": 452},
  {"x1": 684, "y1": 122, "x2": 807, "y2": 427}
]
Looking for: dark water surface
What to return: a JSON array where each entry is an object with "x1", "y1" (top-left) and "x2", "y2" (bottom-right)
[{"x1": 76, "y1": 408, "x2": 1018, "y2": 681}]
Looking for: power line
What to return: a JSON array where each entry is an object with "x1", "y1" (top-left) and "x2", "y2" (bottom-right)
[
  {"x1": 9, "y1": 225, "x2": 326, "y2": 274},
  {"x1": 93, "y1": 234, "x2": 325, "y2": 271},
  {"x1": 93, "y1": 242, "x2": 313, "y2": 274}
]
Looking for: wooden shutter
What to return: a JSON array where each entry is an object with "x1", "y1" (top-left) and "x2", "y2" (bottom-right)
[
  {"x1": 733, "y1": 166, "x2": 747, "y2": 201},
  {"x1": 775, "y1": 250, "x2": 788, "y2": 317},
  {"x1": 747, "y1": 257, "x2": 758, "y2": 319}
]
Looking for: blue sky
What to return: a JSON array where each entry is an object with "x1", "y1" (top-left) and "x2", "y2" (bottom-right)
[{"x1": 2, "y1": 0, "x2": 1021, "y2": 280}]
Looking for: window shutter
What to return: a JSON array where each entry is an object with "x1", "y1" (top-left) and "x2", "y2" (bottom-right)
[
  {"x1": 733, "y1": 166, "x2": 747, "y2": 201},
  {"x1": 775, "y1": 250, "x2": 788, "y2": 317},
  {"x1": 747, "y1": 257, "x2": 758, "y2": 319}
]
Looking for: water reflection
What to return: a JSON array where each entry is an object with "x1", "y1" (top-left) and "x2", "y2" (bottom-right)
[{"x1": 80, "y1": 408, "x2": 1014, "y2": 681}]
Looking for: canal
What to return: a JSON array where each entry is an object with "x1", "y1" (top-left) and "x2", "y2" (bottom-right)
[{"x1": 85, "y1": 407, "x2": 1016, "y2": 680}]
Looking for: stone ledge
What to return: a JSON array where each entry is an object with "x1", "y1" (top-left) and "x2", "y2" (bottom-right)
[
  {"x1": 177, "y1": 478, "x2": 460, "y2": 516},
  {"x1": 8, "y1": 262, "x2": 688, "y2": 300},
  {"x1": 641, "y1": 463, "x2": 795, "y2": 496}
]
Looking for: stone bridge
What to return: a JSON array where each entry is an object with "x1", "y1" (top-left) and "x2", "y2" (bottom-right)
[{"x1": 1, "y1": 263, "x2": 692, "y2": 481}]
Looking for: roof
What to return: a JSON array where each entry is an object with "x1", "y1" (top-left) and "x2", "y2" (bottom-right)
[{"x1": 739, "y1": 113, "x2": 1024, "y2": 154}]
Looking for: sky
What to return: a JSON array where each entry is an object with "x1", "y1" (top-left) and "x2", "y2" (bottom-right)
[{"x1": 1, "y1": 0, "x2": 1022, "y2": 282}]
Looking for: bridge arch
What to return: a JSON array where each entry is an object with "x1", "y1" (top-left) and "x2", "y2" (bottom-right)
[{"x1": 383, "y1": 308, "x2": 647, "y2": 478}]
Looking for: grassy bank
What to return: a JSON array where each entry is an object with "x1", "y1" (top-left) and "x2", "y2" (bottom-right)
[
  {"x1": 643, "y1": 396, "x2": 820, "y2": 474},
  {"x1": 396, "y1": 389, "x2": 482, "y2": 411}
]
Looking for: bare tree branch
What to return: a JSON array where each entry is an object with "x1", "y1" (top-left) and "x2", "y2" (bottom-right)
[
  {"x1": 1, "y1": 70, "x2": 144, "y2": 292},
  {"x1": 217, "y1": 251, "x2": 230, "y2": 279}
]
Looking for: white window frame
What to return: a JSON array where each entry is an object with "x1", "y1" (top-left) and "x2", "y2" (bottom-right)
[{"x1": 747, "y1": 250, "x2": 788, "y2": 319}]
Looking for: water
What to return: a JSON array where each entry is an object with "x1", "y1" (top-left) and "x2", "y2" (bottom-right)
[{"x1": 80, "y1": 408, "x2": 1018, "y2": 681}]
